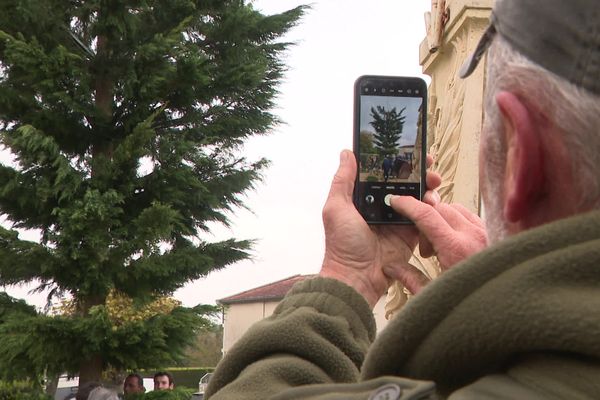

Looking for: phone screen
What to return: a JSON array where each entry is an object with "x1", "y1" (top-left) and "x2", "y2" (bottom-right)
[{"x1": 353, "y1": 76, "x2": 427, "y2": 224}]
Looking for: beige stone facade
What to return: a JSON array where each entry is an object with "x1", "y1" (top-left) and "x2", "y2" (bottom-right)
[
  {"x1": 422, "y1": 0, "x2": 492, "y2": 210},
  {"x1": 221, "y1": 300, "x2": 281, "y2": 354},
  {"x1": 385, "y1": 0, "x2": 494, "y2": 318}
]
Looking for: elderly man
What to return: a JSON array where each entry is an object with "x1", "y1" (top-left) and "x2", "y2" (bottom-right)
[{"x1": 206, "y1": 0, "x2": 600, "y2": 398}]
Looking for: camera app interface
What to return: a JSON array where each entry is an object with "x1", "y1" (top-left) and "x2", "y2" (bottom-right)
[{"x1": 357, "y1": 85, "x2": 424, "y2": 222}]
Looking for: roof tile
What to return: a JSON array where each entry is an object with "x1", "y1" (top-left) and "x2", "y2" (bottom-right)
[{"x1": 218, "y1": 275, "x2": 314, "y2": 305}]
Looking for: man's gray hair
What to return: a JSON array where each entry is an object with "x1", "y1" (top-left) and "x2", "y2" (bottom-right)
[
  {"x1": 87, "y1": 387, "x2": 120, "y2": 400},
  {"x1": 484, "y1": 35, "x2": 600, "y2": 210}
]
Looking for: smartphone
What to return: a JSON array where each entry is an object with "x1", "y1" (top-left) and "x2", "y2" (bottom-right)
[{"x1": 353, "y1": 75, "x2": 427, "y2": 224}]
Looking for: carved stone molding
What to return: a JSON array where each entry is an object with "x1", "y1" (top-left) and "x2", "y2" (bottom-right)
[
  {"x1": 428, "y1": 28, "x2": 469, "y2": 204},
  {"x1": 385, "y1": 1, "x2": 493, "y2": 320},
  {"x1": 425, "y1": 0, "x2": 449, "y2": 52}
]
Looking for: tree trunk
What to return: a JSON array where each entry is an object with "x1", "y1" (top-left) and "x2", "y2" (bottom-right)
[
  {"x1": 78, "y1": 355, "x2": 104, "y2": 389},
  {"x1": 45, "y1": 373, "x2": 59, "y2": 397},
  {"x1": 93, "y1": 34, "x2": 114, "y2": 161},
  {"x1": 77, "y1": 292, "x2": 106, "y2": 389},
  {"x1": 76, "y1": 25, "x2": 114, "y2": 389}
]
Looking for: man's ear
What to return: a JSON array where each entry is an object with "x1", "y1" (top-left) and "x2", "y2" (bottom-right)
[{"x1": 496, "y1": 91, "x2": 544, "y2": 223}]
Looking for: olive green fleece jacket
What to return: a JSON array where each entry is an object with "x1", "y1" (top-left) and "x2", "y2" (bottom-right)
[{"x1": 206, "y1": 210, "x2": 600, "y2": 399}]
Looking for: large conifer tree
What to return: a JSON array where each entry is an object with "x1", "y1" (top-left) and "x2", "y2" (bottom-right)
[
  {"x1": 370, "y1": 105, "x2": 406, "y2": 156},
  {"x1": 0, "y1": 0, "x2": 304, "y2": 385}
]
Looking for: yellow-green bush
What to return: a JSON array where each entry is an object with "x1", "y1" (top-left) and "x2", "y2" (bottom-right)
[{"x1": 0, "y1": 381, "x2": 51, "y2": 400}]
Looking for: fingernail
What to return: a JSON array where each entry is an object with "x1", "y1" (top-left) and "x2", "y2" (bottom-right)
[
  {"x1": 340, "y1": 150, "x2": 349, "y2": 163},
  {"x1": 432, "y1": 190, "x2": 441, "y2": 205},
  {"x1": 387, "y1": 195, "x2": 398, "y2": 207}
]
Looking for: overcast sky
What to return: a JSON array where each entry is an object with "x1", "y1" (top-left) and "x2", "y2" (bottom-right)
[{"x1": 6, "y1": 1, "x2": 431, "y2": 309}]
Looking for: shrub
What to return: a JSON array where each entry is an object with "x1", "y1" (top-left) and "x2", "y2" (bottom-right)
[
  {"x1": 0, "y1": 381, "x2": 51, "y2": 400},
  {"x1": 126, "y1": 388, "x2": 193, "y2": 400}
]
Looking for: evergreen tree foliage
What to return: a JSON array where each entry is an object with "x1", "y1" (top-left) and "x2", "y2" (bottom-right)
[
  {"x1": 0, "y1": 293, "x2": 40, "y2": 380},
  {"x1": 359, "y1": 131, "x2": 375, "y2": 155},
  {"x1": 370, "y1": 105, "x2": 406, "y2": 156},
  {"x1": 0, "y1": 0, "x2": 305, "y2": 385},
  {"x1": 180, "y1": 324, "x2": 223, "y2": 367}
]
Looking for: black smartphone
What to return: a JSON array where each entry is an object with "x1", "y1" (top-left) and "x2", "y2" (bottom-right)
[{"x1": 353, "y1": 75, "x2": 427, "y2": 224}]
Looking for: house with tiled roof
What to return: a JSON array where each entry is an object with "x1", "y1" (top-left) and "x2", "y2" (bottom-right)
[
  {"x1": 219, "y1": 274, "x2": 310, "y2": 306},
  {"x1": 217, "y1": 275, "x2": 309, "y2": 354},
  {"x1": 218, "y1": 275, "x2": 390, "y2": 354}
]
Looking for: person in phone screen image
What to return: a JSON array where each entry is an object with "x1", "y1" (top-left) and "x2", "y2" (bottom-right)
[
  {"x1": 382, "y1": 155, "x2": 393, "y2": 182},
  {"x1": 205, "y1": 0, "x2": 600, "y2": 398}
]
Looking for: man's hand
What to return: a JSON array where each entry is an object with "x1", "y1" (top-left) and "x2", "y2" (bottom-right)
[
  {"x1": 384, "y1": 195, "x2": 488, "y2": 294},
  {"x1": 319, "y1": 150, "x2": 419, "y2": 308}
]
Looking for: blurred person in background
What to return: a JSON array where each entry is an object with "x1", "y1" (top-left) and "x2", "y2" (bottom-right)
[{"x1": 153, "y1": 371, "x2": 174, "y2": 390}]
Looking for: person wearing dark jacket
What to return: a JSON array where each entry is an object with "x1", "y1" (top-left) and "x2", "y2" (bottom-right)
[
  {"x1": 382, "y1": 155, "x2": 393, "y2": 182},
  {"x1": 206, "y1": 0, "x2": 600, "y2": 398}
]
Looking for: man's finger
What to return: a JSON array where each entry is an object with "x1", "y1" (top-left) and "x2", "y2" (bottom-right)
[
  {"x1": 419, "y1": 234, "x2": 435, "y2": 258},
  {"x1": 450, "y1": 203, "x2": 485, "y2": 227},
  {"x1": 383, "y1": 263, "x2": 430, "y2": 295},
  {"x1": 433, "y1": 203, "x2": 478, "y2": 230},
  {"x1": 327, "y1": 150, "x2": 356, "y2": 202},
  {"x1": 425, "y1": 171, "x2": 442, "y2": 193},
  {"x1": 390, "y1": 195, "x2": 456, "y2": 245},
  {"x1": 425, "y1": 154, "x2": 434, "y2": 168},
  {"x1": 423, "y1": 189, "x2": 441, "y2": 206}
]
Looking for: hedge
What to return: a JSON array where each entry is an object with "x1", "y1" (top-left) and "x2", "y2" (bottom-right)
[
  {"x1": 0, "y1": 381, "x2": 51, "y2": 400},
  {"x1": 127, "y1": 388, "x2": 193, "y2": 400}
]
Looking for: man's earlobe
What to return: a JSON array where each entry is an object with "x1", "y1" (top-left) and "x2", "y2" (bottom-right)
[{"x1": 496, "y1": 91, "x2": 544, "y2": 223}]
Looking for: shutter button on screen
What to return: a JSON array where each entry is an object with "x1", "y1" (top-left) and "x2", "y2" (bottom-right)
[{"x1": 384, "y1": 194, "x2": 393, "y2": 207}]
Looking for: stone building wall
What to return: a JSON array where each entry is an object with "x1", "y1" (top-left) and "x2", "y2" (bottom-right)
[{"x1": 385, "y1": 0, "x2": 494, "y2": 318}]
